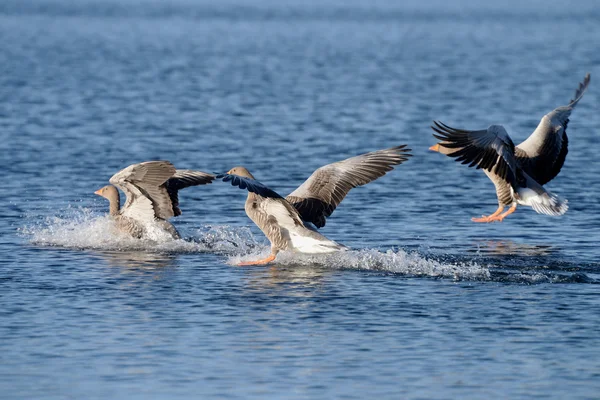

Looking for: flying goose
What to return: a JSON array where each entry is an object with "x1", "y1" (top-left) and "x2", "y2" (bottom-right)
[
  {"x1": 219, "y1": 145, "x2": 412, "y2": 265},
  {"x1": 429, "y1": 73, "x2": 590, "y2": 222},
  {"x1": 95, "y1": 161, "x2": 215, "y2": 239}
]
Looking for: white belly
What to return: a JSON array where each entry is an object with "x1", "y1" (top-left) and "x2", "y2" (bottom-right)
[{"x1": 288, "y1": 230, "x2": 347, "y2": 254}]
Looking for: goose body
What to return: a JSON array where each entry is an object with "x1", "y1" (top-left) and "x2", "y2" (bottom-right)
[
  {"x1": 95, "y1": 161, "x2": 215, "y2": 239},
  {"x1": 244, "y1": 190, "x2": 347, "y2": 256},
  {"x1": 220, "y1": 145, "x2": 412, "y2": 265},
  {"x1": 429, "y1": 73, "x2": 590, "y2": 222}
]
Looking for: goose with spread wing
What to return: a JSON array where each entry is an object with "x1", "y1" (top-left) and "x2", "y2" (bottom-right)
[
  {"x1": 429, "y1": 73, "x2": 590, "y2": 222},
  {"x1": 219, "y1": 145, "x2": 412, "y2": 265},
  {"x1": 95, "y1": 161, "x2": 215, "y2": 239}
]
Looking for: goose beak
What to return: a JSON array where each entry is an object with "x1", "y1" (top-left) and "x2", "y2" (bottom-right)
[
  {"x1": 429, "y1": 144, "x2": 440, "y2": 152},
  {"x1": 94, "y1": 189, "x2": 102, "y2": 196}
]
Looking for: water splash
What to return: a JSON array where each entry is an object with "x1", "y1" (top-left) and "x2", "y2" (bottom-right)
[
  {"x1": 19, "y1": 208, "x2": 596, "y2": 284},
  {"x1": 228, "y1": 247, "x2": 492, "y2": 281},
  {"x1": 20, "y1": 207, "x2": 261, "y2": 254},
  {"x1": 185, "y1": 225, "x2": 263, "y2": 254}
]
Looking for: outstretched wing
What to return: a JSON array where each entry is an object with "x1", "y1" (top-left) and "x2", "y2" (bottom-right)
[
  {"x1": 431, "y1": 121, "x2": 518, "y2": 186},
  {"x1": 285, "y1": 145, "x2": 412, "y2": 228},
  {"x1": 165, "y1": 170, "x2": 215, "y2": 217},
  {"x1": 516, "y1": 73, "x2": 590, "y2": 185},
  {"x1": 110, "y1": 161, "x2": 176, "y2": 221}
]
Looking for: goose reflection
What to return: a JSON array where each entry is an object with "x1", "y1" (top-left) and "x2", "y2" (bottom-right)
[
  {"x1": 471, "y1": 240, "x2": 555, "y2": 257},
  {"x1": 97, "y1": 250, "x2": 177, "y2": 269},
  {"x1": 243, "y1": 262, "x2": 333, "y2": 295}
]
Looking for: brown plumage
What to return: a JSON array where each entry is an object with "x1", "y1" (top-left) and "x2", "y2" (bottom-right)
[
  {"x1": 221, "y1": 146, "x2": 412, "y2": 265},
  {"x1": 286, "y1": 145, "x2": 412, "y2": 228},
  {"x1": 429, "y1": 73, "x2": 590, "y2": 222},
  {"x1": 95, "y1": 161, "x2": 215, "y2": 239}
]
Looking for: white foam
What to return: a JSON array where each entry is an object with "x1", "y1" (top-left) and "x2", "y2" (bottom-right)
[
  {"x1": 20, "y1": 207, "x2": 262, "y2": 254},
  {"x1": 189, "y1": 224, "x2": 263, "y2": 254},
  {"x1": 19, "y1": 208, "x2": 497, "y2": 282},
  {"x1": 228, "y1": 247, "x2": 491, "y2": 281},
  {"x1": 23, "y1": 208, "x2": 582, "y2": 283}
]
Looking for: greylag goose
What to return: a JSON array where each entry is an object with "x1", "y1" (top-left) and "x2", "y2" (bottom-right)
[
  {"x1": 219, "y1": 145, "x2": 412, "y2": 265},
  {"x1": 429, "y1": 73, "x2": 590, "y2": 222},
  {"x1": 95, "y1": 161, "x2": 215, "y2": 239}
]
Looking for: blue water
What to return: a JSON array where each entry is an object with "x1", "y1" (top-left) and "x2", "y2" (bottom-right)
[{"x1": 1, "y1": 0, "x2": 600, "y2": 398}]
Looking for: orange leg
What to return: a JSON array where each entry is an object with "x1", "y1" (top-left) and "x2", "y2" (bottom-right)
[
  {"x1": 491, "y1": 203, "x2": 517, "y2": 222},
  {"x1": 472, "y1": 206, "x2": 504, "y2": 223},
  {"x1": 238, "y1": 253, "x2": 276, "y2": 266}
]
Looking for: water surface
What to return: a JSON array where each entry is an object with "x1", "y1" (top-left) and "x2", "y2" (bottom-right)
[{"x1": 1, "y1": 0, "x2": 600, "y2": 398}]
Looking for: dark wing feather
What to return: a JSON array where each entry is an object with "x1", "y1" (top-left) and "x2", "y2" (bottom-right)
[
  {"x1": 285, "y1": 145, "x2": 412, "y2": 228},
  {"x1": 431, "y1": 121, "x2": 517, "y2": 185},
  {"x1": 165, "y1": 170, "x2": 215, "y2": 217},
  {"x1": 219, "y1": 174, "x2": 284, "y2": 199}
]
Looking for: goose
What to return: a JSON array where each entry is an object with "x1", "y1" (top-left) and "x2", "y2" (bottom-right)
[
  {"x1": 429, "y1": 73, "x2": 590, "y2": 222},
  {"x1": 95, "y1": 161, "x2": 215, "y2": 239},
  {"x1": 219, "y1": 145, "x2": 412, "y2": 265}
]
